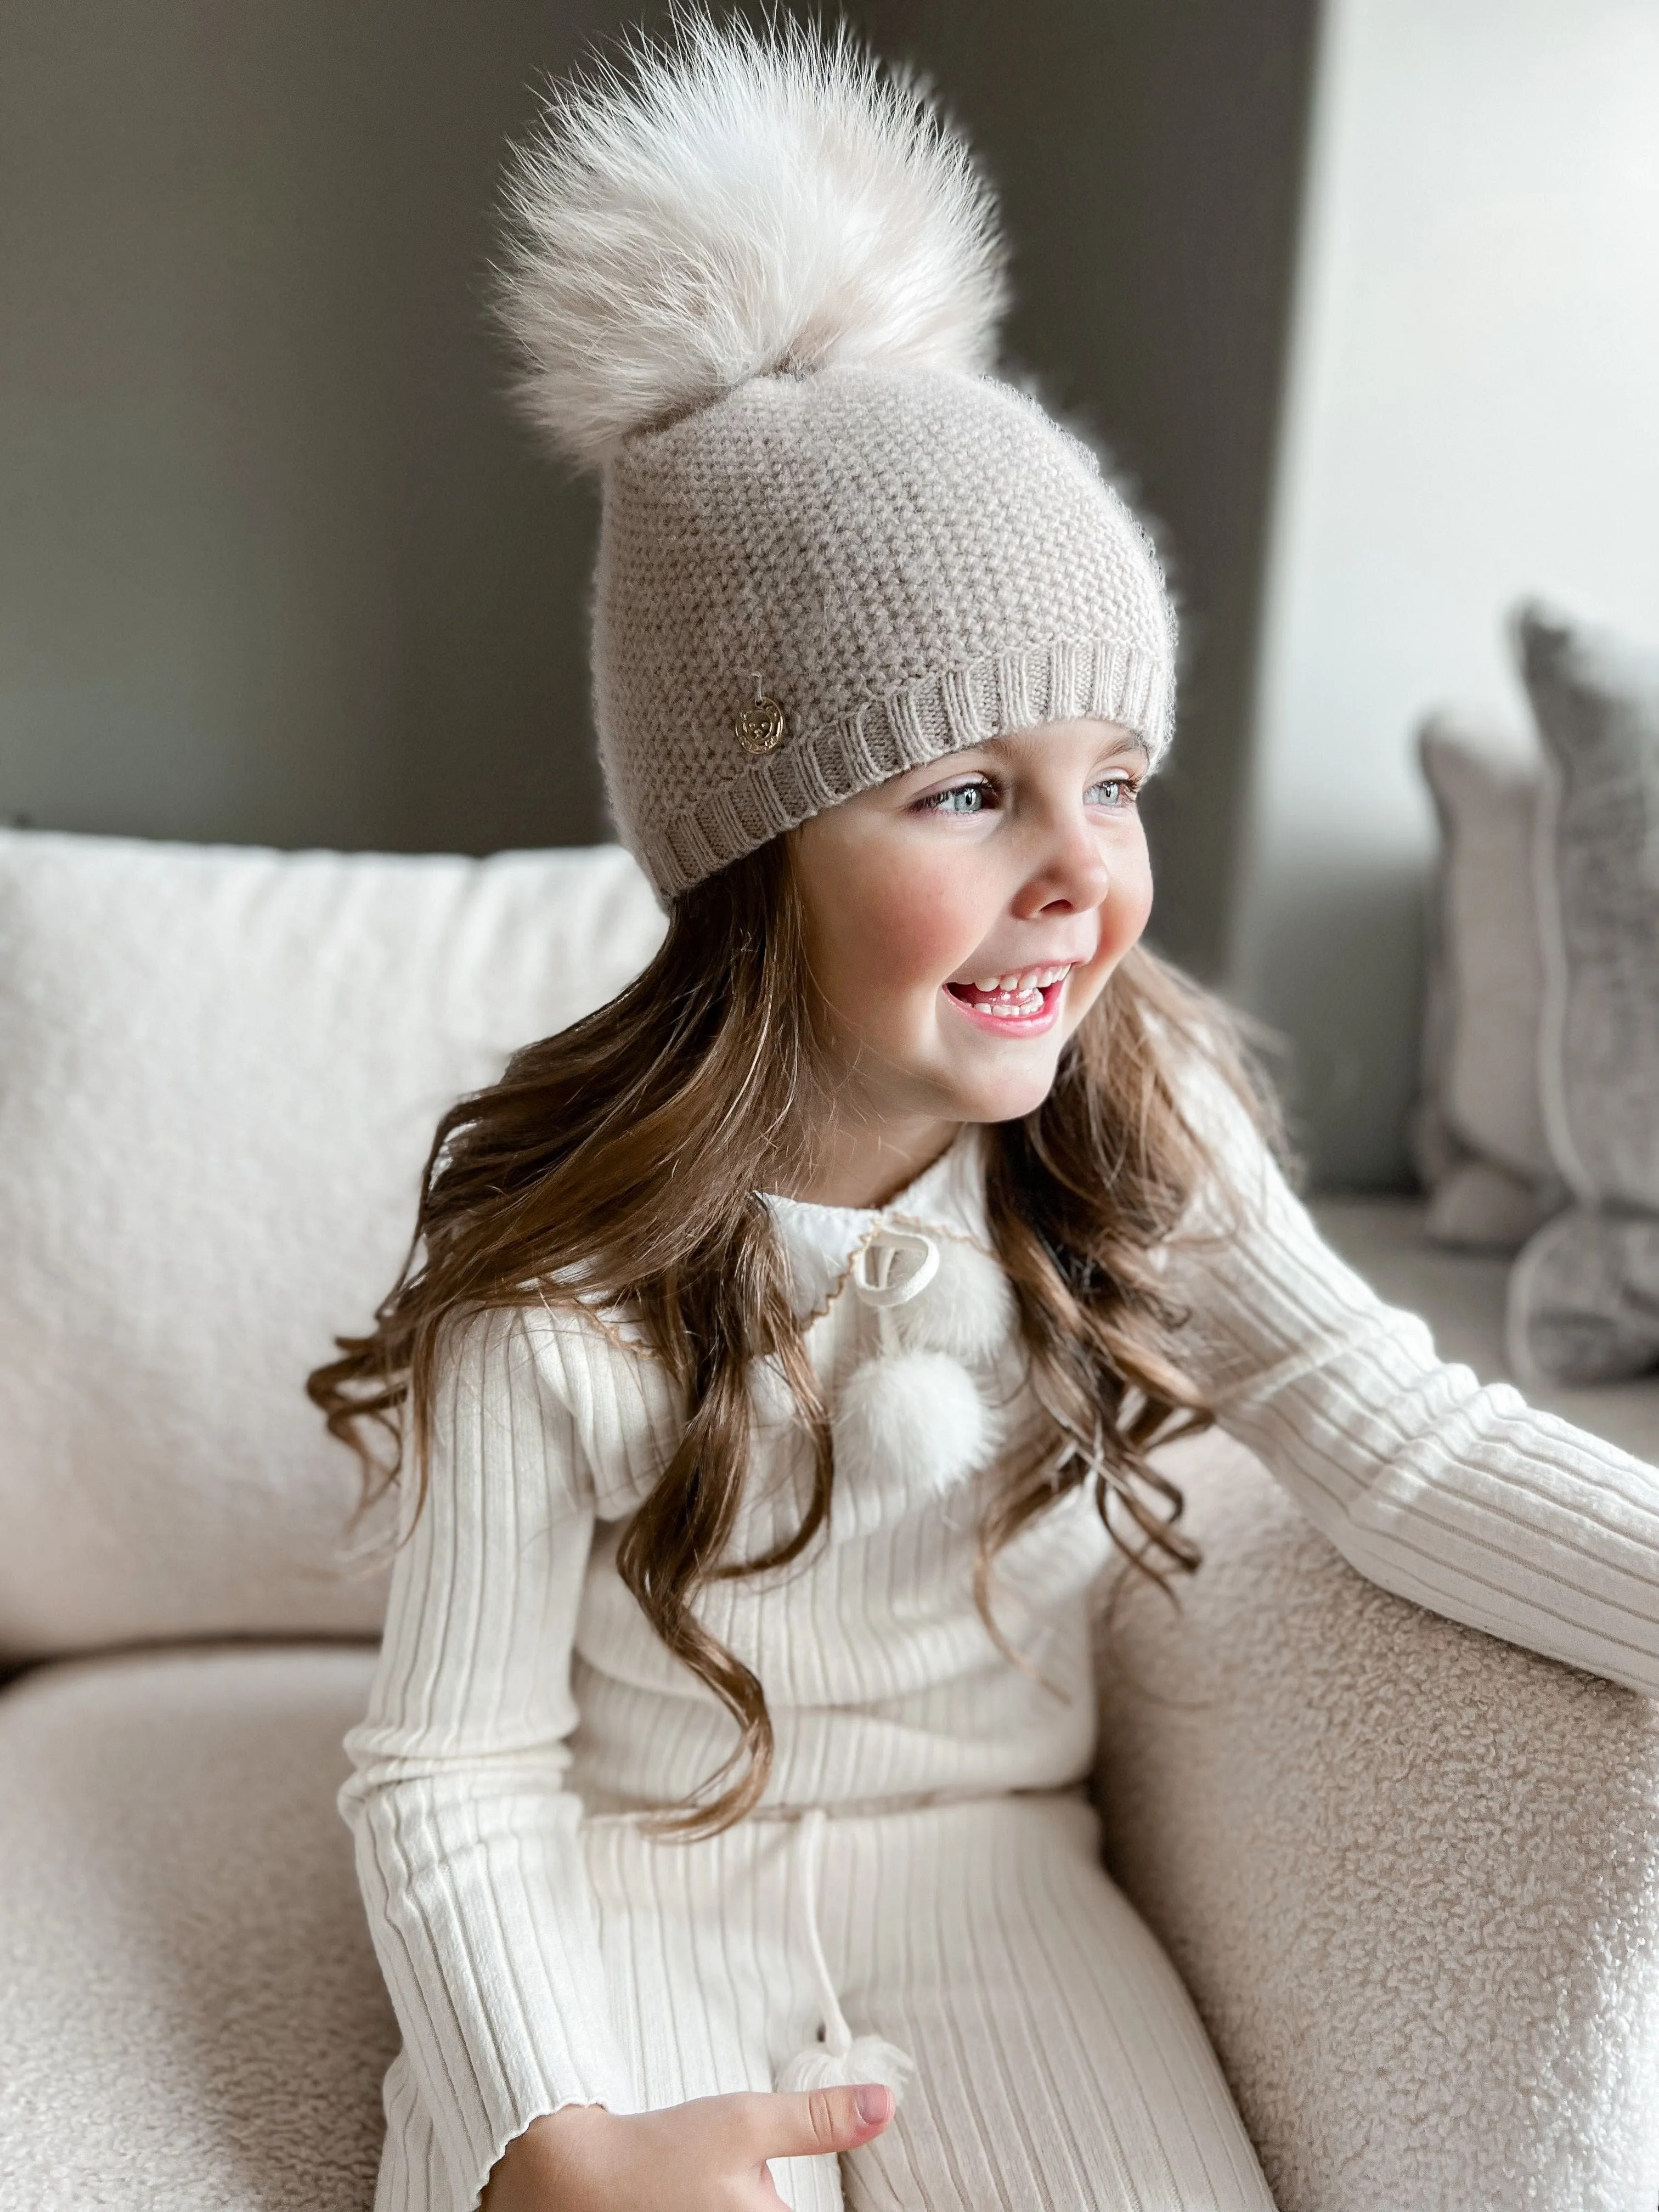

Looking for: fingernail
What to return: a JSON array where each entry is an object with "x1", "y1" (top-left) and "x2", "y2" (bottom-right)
[{"x1": 855, "y1": 2084, "x2": 891, "y2": 2129}]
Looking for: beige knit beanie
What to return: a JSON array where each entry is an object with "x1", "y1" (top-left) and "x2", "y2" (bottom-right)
[{"x1": 497, "y1": 16, "x2": 1178, "y2": 900}]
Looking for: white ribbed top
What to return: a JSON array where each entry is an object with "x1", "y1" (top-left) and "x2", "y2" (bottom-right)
[{"x1": 340, "y1": 1091, "x2": 1659, "y2": 2210}]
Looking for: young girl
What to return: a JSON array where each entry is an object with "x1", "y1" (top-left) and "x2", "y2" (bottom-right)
[{"x1": 316, "y1": 20, "x2": 1659, "y2": 2212}]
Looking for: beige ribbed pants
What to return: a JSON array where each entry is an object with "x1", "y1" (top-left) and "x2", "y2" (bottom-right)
[
  {"x1": 382, "y1": 1787, "x2": 1283, "y2": 2203},
  {"x1": 484, "y1": 1787, "x2": 1276, "y2": 2211}
]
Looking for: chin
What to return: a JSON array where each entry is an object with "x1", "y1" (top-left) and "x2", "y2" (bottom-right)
[{"x1": 939, "y1": 1054, "x2": 1063, "y2": 1126}]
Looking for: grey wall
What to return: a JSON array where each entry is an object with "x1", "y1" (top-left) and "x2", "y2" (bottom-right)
[
  {"x1": 2, "y1": 1, "x2": 1316, "y2": 979},
  {"x1": 2, "y1": 0, "x2": 631, "y2": 855}
]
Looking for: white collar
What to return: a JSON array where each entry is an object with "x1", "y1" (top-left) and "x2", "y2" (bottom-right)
[{"x1": 760, "y1": 1126, "x2": 995, "y2": 1321}]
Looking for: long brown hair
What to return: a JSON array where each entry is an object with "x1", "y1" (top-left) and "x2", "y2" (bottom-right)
[{"x1": 309, "y1": 832, "x2": 1268, "y2": 1838}]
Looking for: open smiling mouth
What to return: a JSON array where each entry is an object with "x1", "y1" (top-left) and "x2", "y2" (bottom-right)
[{"x1": 943, "y1": 963, "x2": 1073, "y2": 1031}]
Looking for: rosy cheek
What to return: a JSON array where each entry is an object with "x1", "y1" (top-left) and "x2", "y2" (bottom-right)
[
  {"x1": 1108, "y1": 860, "x2": 1154, "y2": 955},
  {"x1": 1068, "y1": 845, "x2": 1152, "y2": 1006},
  {"x1": 833, "y1": 854, "x2": 977, "y2": 994}
]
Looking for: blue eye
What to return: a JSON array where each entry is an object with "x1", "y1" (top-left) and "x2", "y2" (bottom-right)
[
  {"x1": 915, "y1": 777, "x2": 996, "y2": 816},
  {"x1": 1088, "y1": 774, "x2": 1139, "y2": 809}
]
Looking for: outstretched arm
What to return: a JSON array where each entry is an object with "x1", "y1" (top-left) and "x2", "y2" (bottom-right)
[{"x1": 1163, "y1": 1076, "x2": 1659, "y2": 1696}]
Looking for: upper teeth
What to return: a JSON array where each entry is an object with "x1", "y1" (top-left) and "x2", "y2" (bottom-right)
[{"x1": 968, "y1": 964, "x2": 1070, "y2": 996}]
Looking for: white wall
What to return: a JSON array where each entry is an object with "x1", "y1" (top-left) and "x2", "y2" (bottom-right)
[{"x1": 1229, "y1": 0, "x2": 1659, "y2": 1186}]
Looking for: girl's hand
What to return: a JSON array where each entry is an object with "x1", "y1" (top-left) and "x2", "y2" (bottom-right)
[{"x1": 482, "y1": 2084, "x2": 895, "y2": 2211}]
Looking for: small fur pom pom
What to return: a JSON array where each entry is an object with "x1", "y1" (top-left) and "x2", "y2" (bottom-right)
[
  {"x1": 899, "y1": 1236, "x2": 1016, "y2": 1364},
  {"x1": 776, "y1": 2032, "x2": 916, "y2": 2101},
  {"x1": 833, "y1": 1350, "x2": 994, "y2": 1503},
  {"x1": 495, "y1": 12, "x2": 1007, "y2": 469}
]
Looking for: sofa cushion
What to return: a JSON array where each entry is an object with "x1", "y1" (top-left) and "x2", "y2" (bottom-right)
[
  {"x1": 0, "y1": 1643, "x2": 394, "y2": 2210},
  {"x1": 0, "y1": 831, "x2": 664, "y2": 1660}
]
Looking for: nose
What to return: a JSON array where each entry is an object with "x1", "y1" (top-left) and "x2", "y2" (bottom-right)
[{"x1": 1010, "y1": 815, "x2": 1111, "y2": 918}]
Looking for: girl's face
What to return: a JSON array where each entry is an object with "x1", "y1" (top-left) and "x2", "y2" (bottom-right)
[{"x1": 789, "y1": 717, "x2": 1153, "y2": 1198}]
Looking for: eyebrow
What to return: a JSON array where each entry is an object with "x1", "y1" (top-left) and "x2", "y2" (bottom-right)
[
  {"x1": 898, "y1": 726, "x2": 1149, "y2": 791},
  {"x1": 1093, "y1": 730, "x2": 1150, "y2": 764},
  {"x1": 985, "y1": 728, "x2": 1150, "y2": 766}
]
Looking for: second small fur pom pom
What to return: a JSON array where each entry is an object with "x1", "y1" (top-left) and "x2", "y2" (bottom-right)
[{"x1": 495, "y1": 12, "x2": 1008, "y2": 469}]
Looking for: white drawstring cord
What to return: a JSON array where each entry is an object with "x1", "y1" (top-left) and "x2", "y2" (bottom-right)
[
  {"x1": 774, "y1": 1224, "x2": 935, "y2": 2103},
  {"x1": 791, "y1": 1809, "x2": 853, "y2": 2058},
  {"x1": 774, "y1": 1805, "x2": 916, "y2": 2101}
]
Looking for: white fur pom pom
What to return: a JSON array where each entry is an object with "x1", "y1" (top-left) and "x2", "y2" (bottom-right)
[
  {"x1": 900, "y1": 1237, "x2": 1016, "y2": 1364},
  {"x1": 776, "y1": 2032, "x2": 916, "y2": 2101},
  {"x1": 833, "y1": 1350, "x2": 992, "y2": 1502},
  {"x1": 496, "y1": 13, "x2": 1007, "y2": 469}
]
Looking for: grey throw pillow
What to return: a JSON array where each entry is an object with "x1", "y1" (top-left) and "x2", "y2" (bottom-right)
[
  {"x1": 1506, "y1": 602, "x2": 1659, "y2": 1383},
  {"x1": 1510, "y1": 1209, "x2": 1659, "y2": 1386}
]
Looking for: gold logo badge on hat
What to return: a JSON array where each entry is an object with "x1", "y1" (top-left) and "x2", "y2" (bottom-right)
[{"x1": 734, "y1": 695, "x2": 788, "y2": 755}]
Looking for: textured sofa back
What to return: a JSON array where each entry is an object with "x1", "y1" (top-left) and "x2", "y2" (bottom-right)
[{"x1": 0, "y1": 829, "x2": 664, "y2": 1661}]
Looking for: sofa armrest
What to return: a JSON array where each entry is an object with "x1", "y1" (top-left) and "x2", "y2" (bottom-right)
[{"x1": 1092, "y1": 1429, "x2": 1659, "y2": 2212}]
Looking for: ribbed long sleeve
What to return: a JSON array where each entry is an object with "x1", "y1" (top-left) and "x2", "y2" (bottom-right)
[
  {"x1": 338, "y1": 1307, "x2": 635, "y2": 2212},
  {"x1": 341, "y1": 1118, "x2": 1659, "y2": 2209},
  {"x1": 1164, "y1": 1080, "x2": 1659, "y2": 1697}
]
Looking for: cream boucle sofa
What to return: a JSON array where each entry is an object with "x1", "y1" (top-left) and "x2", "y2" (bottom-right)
[{"x1": 3, "y1": 825, "x2": 1659, "y2": 2212}]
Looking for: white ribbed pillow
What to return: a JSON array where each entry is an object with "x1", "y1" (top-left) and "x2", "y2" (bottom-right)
[
  {"x1": 1414, "y1": 715, "x2": 1560, "y2": 1250},
  {"x1": 0, "y1": 831, "x2": 664, "y2": 1661}
]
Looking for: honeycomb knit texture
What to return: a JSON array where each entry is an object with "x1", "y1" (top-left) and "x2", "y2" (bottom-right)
[
  {"x1": 592, "y1": 364, "x2": 1177, "y2": 896},
  {"x1": 493, "y1": 16, "x2": 1180, "y2": 895}
]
